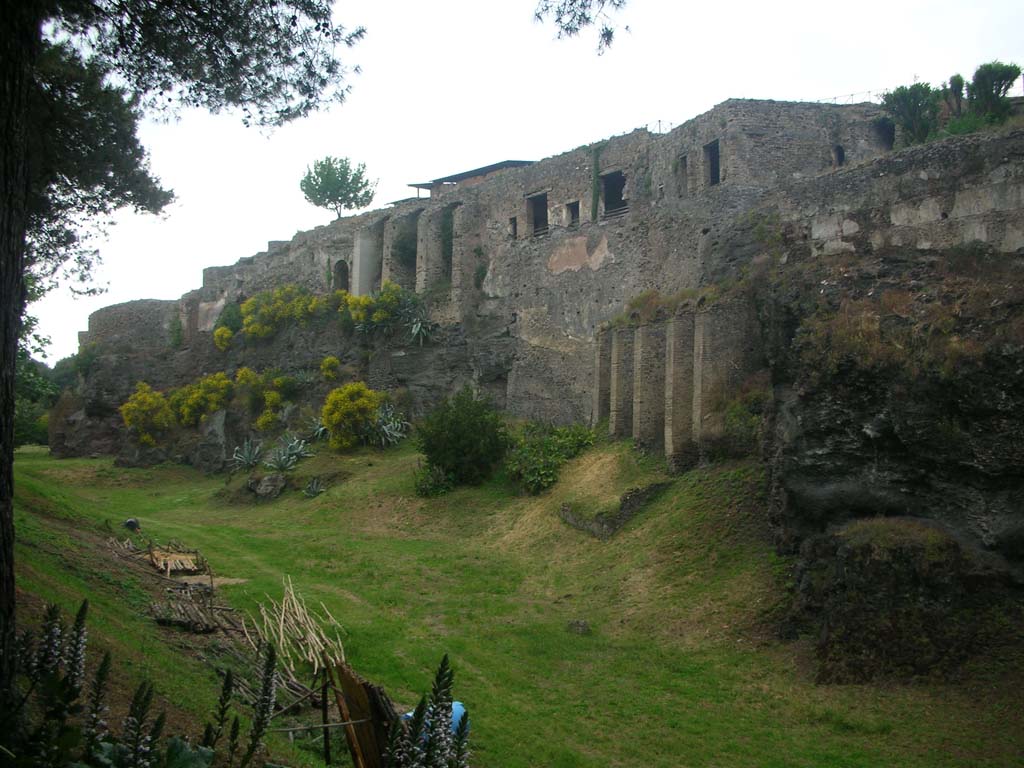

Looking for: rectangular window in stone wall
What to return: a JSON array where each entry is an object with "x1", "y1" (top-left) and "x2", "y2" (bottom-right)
[
  {"x1": 509, "y1": 216, "x2": 518, "y2": 239},
  {"x1": 601, "y1": 171, "x2": 628, "y2": 216},
  {"x1": 566, "y1": 200, "x2": 580, "y2": 228},
  {"x1": 528, "y1": 193, "x2": 549, "y2": 236},
  {"x1": 704, "y1": 140, "x2": 720, "y2": 186}
]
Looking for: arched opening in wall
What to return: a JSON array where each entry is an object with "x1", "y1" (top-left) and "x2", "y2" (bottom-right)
[
  {"x1": 832, "y1": 144, "x2": 846, "y2": 168},
  {"x1": 332, "y1": 260, "x2": 349, "y2": 292},
  {"x1": 601, "y1": 171, "x2": 628, "y2": 217},
  {"x1": 873, "y1": 117, "x2": 896, "y2": 151}
]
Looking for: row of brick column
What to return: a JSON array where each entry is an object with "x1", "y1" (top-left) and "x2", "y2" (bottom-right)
[{"x1": 593, "y1": 304, "x2": 757, "y2": 469}]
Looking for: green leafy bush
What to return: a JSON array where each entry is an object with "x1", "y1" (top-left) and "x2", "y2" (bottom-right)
[
  {"x1": 413, "y1": 462, "x2": 455, "y2": 497},
  {"x1": 415, "y1": 386, "x2": 507, "y2": 487},
  {"x1": 881, "y1": 82, "x2": 939, "y2": 145},
  {"x1": 966, "y1": 60, "x2": 1021, "y2": 123},
  {"x1": 506, "y1": 423, "x2": 595, "y2": 495},
  {"x1": 216, "y1": 301, "x2": 244, "y2": 333},
  {"x1": 321, "y1": 381, "x2": 385, "y2": 450}
]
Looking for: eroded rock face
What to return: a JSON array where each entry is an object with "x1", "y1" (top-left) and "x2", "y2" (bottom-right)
[
  {"x1": 250, "y1": 473, "x2": 287, "y2": 500},
  {"x1": 787, "y1": 518, "x2": 1021, "y2": 682}
]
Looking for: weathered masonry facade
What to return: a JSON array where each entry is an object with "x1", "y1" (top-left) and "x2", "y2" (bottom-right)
[{"x1": 74, "y1": 97, "x2": 1024, "y2": 466}]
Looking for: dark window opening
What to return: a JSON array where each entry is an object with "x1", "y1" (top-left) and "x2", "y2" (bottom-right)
[
  {"x1": 704, "y1": 140, "x2": 720, "y2": 186},
  {"x1": 332, "y1": 260, "x2": 349, "y2": 292},
  {"x1": 566, "y1": 200, "x2": 580, "y2": 227},
  {"x1": 675, "y1": 154, "x2": 688, "y2": 196},
  {"x1": 509, "y1": 216, "x2": 518, "y2": 239},
  {"x1": 832, "y1": 144, "x2": 846, "y2": 168},
  {"x1": 873, "y1": 117, "x2": 896, "y2": 151},
  {"x1": 528, "y1": 193, "x2": 549, "y2": 236},
  {"x1": 601, "y1": 171, "x2": 628, "y2": 216}
]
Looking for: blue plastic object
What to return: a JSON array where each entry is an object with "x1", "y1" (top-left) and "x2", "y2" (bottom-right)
[{"x1": 401, "y1": 700, "x2": 469, "y2": 735}]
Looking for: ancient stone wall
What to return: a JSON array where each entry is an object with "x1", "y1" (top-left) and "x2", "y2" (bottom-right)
[{"x1": 71, "y1": 98, "x2": 1024, "y2": 449}]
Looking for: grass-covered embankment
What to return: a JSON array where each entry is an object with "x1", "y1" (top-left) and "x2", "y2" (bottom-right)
[{"x1": 13, "y1": 442, "x2": 1023, "y2": 767}]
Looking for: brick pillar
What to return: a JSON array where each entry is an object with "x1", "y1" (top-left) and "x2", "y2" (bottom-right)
[
  {"x1": 665, "y1": 312, "x2": 697, "y2": 470},
  {"x1": 632, "y1": 323, "x2": 666, "y2": 449},
  {"x1": 592, "y1": 328, "x2": 613, "y2": 427},
  {"x1": 609, "y1": 327, "x2": 635, "y2": 438},
  {"x1": 691, "y1": 311, "x2": 707, "y2": 444}
]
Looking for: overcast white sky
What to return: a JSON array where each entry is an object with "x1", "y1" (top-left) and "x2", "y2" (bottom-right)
[{"x1": 33, "y1": 0, "x2": 1023, "y2": 360}]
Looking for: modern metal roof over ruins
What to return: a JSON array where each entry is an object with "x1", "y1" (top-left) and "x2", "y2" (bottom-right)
[{"x1": 409, "y1": 160, "x2": 535, "y2": 189}]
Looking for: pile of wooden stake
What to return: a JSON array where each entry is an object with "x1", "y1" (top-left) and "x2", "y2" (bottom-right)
[{"x1": 243, "y1": 576, "x2": 347, "y2": 675}]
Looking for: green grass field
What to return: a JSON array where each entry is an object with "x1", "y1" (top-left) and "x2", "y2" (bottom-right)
[{"x1": 12, "y1": 442, "x2": 1023, "y2": 767}]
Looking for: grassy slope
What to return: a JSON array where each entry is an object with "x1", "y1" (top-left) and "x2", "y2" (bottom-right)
[{"x1": 13, "y1": 442, "x2": 1023, "y2": 767}]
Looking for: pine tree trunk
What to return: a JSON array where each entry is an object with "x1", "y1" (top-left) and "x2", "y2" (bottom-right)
[{"x1": 0, "y1": 0, "x2": 43, "y2": 708}]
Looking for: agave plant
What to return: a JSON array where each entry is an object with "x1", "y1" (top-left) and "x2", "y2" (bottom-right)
[
  {"x1": 407, "y1": 316, "x2": 434, "y2": 346},
  {"x1": 263, "y1": 447, "x2": 298, "y2": 473},
  {"x1": 307, "y1": 416, "x2": 329, "y2": 442},
  {"x1": 279, "y1": 433, "x2": 315, "y2": 462},
  {"x1": 232, "y1": 439, "x2": 262, "y2": 471},
  {"x1": 303, "y1": 477, "x2": 326, "y2": 498},
  {"x1": 365, "y1": 403, "x2": 410, "y2": 448}
]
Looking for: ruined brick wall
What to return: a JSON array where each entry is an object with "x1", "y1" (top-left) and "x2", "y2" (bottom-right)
[{"x1": 70, "y1": 98, "x2": 1024, "y2": 445}]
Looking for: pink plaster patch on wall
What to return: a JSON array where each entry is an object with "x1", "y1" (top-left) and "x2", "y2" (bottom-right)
[{"x1": 547, "y1": 235, "x2": 610, "y2": 274}]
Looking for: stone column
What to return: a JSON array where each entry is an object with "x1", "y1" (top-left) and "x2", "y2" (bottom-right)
[
  {"x1": 592, "y1": 328, "x2": 613, "y2": 427},
  {"x1": 632, "y1": 323, "x2": 666, "y2": 449},
  {"x1": 352, "y1": 221, "x2": 385, "y2": 297},
  {"x1": 665, "y1": 312, "x2": 697, "y2": 470},
  {"x1": 609, "y1": 327, "x2": 635, "y2": 438}
]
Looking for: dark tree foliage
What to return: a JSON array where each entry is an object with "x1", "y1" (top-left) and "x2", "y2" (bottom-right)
[
  {"x1": 414, "y1": 386, "x2": 507, "y2": 487},
  {"x1": 0, "y1": 0, "x2": 364, "y2": 710},
  {"x1": 880, "y1": 83, "x2": 940, "y2": 145},
  {"x1": 534, "y1": 0, "x2": 630, "y2": 52},
  {"x1": 300, "y1": 156, "x2": 376, "y2": 218},
  {"x1": 966, "y1": 61, "x2": 1022, "y2": 123},
  {"x1": 27, "y1": 40, "x2": 174, "y2": 297}
]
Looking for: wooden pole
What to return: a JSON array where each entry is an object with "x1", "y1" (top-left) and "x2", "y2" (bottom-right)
[
  {"x1": 322, "y1": 671, "x2": 332, "y2": 765},
  {"x1": 323, "y1": 654, "x2": 366, "y2": 768}
]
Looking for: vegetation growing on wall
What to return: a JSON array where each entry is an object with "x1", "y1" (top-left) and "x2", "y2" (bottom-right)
[
  {"x1": 241, "y1": 285, "x2": 334, "y2": 338},
  {"x1": 213, "y1": 326, "x2": 234, "y2": 351},
  {"x1": 882, "y1": 60, "x2": 1022, "y2": 146},
  {"x1": 237, "y1": 282, "x2": 429, "y2": 346},
  {"x1": 320, "y1": 355, "x2": 341, "y2": 380},
  {"x1": 168, "y1": 314, "x2": 183, "y2": 349},
  {"x1": 168, "y1": 372, "x2": 234, "y2": 427},
  {"x1": 120, "y1": 382, "x2": 175, "y2": 446}
]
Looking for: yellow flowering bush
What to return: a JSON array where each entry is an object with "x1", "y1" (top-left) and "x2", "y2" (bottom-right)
[
  {"x1": 119, "y1": 382, "x2": 174, "y2": 446},
  {"x1": 168, "y1": 372, "x2": 234, "y2": 427},
  {"x1": 213, "y1": 326, "x2": 234, "y2": 351},
  {"x1": 240, "y1": 284, "x2": 330, "y2": 339},
  {"x1": 321, "y1": 382, "x2": 384, "y2": 451},
  {"x1": 234, "y1": 367, "x2": 261, "y2": 387},
  {"x1": 320, "y1": 355, "x2": 341, "y2": 380}
]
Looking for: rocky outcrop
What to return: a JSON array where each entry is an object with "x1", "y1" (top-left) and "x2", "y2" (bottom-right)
[{"x1": 786, "y1": 517, "x2": 1022, "y2": 682}]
